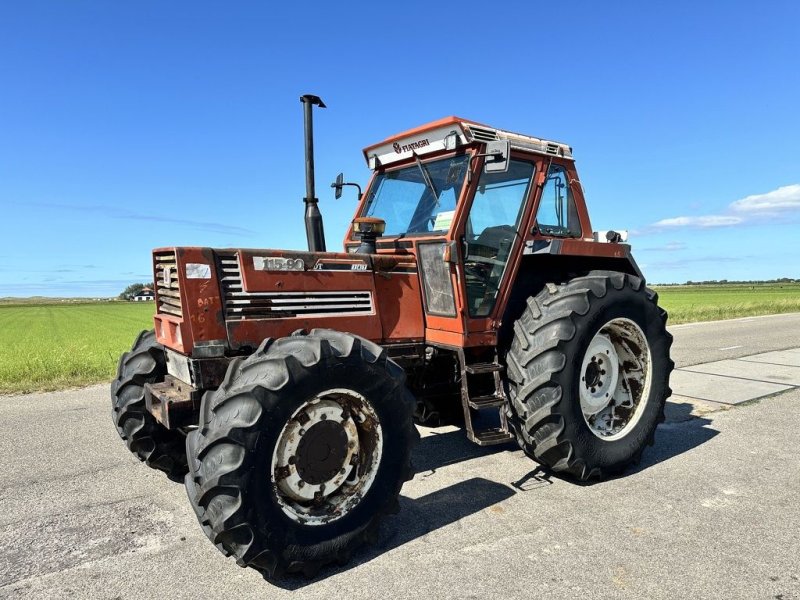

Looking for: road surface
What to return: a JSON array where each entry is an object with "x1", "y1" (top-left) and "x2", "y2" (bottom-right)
[{"x1": 1, "y1": 314, "x2": 799, "y2": 600}]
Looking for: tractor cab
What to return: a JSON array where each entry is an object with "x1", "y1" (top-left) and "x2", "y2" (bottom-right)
[{"x1": 341, "y1": 117, "x2": 612, "y2": 349}]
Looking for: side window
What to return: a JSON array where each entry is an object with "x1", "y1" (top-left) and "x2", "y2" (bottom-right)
[
  {"x1": 536, "y1": 165, "x2": 581, "y2": 237},
  {"x1": 464, "y1": 160, "x2": 534, "y2": 317}
]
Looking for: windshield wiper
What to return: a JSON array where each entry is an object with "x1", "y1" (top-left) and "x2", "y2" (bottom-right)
[{"x1": 413, "y1": 152, "x2": 439, "y2": 205}]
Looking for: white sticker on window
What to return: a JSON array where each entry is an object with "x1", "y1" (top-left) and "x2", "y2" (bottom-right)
[
  {"x1": 433, "y1": 210, "x2": 455, "y2": 231},
  {"x1": 185, "y1": 263, "x2": 212, "y2": 279}
]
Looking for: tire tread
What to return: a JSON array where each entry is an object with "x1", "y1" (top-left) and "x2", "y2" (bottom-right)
[{"x1": 506, "y1": 271, "x2": 673, "y2": 481}]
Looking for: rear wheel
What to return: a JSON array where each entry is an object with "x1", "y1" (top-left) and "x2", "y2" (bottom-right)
[
  {"x1": 110, "y1": 330, "x2": 188, "y2": 480},
  {"x1": 185, "y1": 329, "x2": 417, "y2": 579},
  {"x1": 506, "y1": 271, "x2": 673, "y2": 480}
]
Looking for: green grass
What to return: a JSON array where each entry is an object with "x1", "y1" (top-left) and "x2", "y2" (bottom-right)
[
  {"x1": 1, "y1": 283, "x2": 799, "y2": 394},
  {"x1": 0, "y1": 302, "x2": 154, "y2": 395},
  {"x1": 654, "y1": 283, "x2": 800, "y2": 324}
]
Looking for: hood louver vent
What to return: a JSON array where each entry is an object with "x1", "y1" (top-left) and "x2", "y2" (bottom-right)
[
  {"x1": 467, "y1": 125, "x2": 498, "y2": 142},
  {"x1": 155, "y1": 251, "x2": 182, "y2": 317},
  {"x1": 217, "y1": 252, "x2": 374, "y2": 320}
]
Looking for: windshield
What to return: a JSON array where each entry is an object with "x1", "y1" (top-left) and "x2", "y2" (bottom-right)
[{"x1": 362, "y1": 154, "x2": 470, "y2": 236}]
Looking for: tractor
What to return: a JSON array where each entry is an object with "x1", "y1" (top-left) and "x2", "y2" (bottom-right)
[{"x1": 111, "y1": 95, "x2": 673, "y2": 580}]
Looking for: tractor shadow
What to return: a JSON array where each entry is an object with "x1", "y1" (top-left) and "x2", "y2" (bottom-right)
[
  {"x1": 566, "y1": 399, "x2": 721, "y2": 486},
  {"x1": 411, "y1": 427, "x2": 514, "y2": 475},
  {"x1": 628, "y1": 400, "x2": 720, "y2": 476},
  {"x1": 270, "y1": 476, "x2": 516, "y2": 590},
  {"x1": 270, "y1": 430, "x2": 518, "y2": 590},
  {"x1": 270, "y1": 402, "x2": 718, "y2": 588}
]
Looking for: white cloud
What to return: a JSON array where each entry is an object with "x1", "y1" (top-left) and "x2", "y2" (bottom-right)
[
  {"x1": 651, "y1": 215, "x2": 744, "y2": 228},
  {"x1": 648, "y1": 183, "x2": 799, "y2": 230},
  {"x1": 730, "y1": 184, "x2": 800, "y2": 214}
]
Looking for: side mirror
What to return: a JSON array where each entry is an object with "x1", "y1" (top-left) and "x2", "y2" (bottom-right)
[
  {"x1": 483, "y1": 140, "x2": 510, "y2": 173},
  {"x1": 332, "y1": 173, "x2": 344, "y2": 199},
  {"x1": 330, "y1": 174, "x2": 363, "y2": 201}
]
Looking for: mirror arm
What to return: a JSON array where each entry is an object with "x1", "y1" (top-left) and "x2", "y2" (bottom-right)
[{"x1": 331, "y1": 181, "x2": 363, "y2": 199}]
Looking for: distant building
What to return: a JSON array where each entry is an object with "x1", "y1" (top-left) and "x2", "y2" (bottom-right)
[{"x1": 132, "y1": 287, "x2": 155, "y2": 302}]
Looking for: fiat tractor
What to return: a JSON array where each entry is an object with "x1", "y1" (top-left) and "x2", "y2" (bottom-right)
[{"x1": 111, "y1": 95, "x2": 673, "y2": 580}]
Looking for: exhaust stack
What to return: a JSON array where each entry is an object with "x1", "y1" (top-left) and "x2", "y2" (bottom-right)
[{"x1": 301, "y1": 94, "x2": 326, "y2": 252}]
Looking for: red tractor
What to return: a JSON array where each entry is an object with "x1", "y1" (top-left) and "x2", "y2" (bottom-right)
[{"x1": 112, "y1": 95, "x2": 673, "y2": 580}]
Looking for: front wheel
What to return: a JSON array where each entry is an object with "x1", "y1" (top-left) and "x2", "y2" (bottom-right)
[
  {"x1": 185, "y1": 329, "x2": 417, "y2": 579},
  {"x1": 110, "y1": 330, "x2": 188, "y2": 480},
  {"x1": 506, "y1": 271, "x2": 673, "y2": 481}
]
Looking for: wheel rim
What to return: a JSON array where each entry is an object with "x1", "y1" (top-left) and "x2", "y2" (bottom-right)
[
  {"x1": 579, "y1": 318, "x2": 652, "y2": 441},
  {"x1": 270, "y1": 388, "x2": 383, "y2": 525}
]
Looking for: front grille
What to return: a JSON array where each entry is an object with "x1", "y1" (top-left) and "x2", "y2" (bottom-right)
[
  {"x1": 217, "y1": 251, "x2": 374, "y2": 320},
  {"x1": 154, "y1": 251, "x2": 182, "y2": 317}
]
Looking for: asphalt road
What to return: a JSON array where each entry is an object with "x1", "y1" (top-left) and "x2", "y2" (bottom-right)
[
  {"x1": 669, "y1": 312, "x2": 800, "y2": 367},
  {"x1": 1, "y1": 315, "x2": 799, "y2": 600}
]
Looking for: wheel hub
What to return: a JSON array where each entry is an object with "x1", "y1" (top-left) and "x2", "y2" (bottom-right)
[
  {"x1": 579, "y1": 318, "x2": 652, "y2": 441},
  {"x1": 295, "y1": 420, "x2": 349, "y2": 485},
  {"x1": 579, "y1": 334, "x2": 620, "y2": 415},
  {"x1": 270, "y1": 390, "x2": 383, "y2": 525}
]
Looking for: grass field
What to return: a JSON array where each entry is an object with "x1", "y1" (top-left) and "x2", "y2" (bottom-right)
[
  {"x1": 0, "y1": 282, "x2": 798, "y2": 394},
  {"x1": 653, "y1": 282, "x2": 800, "y2": 324},
  {"x1": 0, "y1": 302, "x2": 154, "y2": 394}
]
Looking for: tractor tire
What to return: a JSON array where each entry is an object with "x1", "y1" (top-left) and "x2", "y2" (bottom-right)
[
  {"x1": 111, "y1": 330, "x2": 188, "y2": 480},
  {"x1": 505, "y1": 271, "x2": 673, "y2": 481},
  {"x1": 184, "y1": 329, "x2": 418, "y2": 580}
]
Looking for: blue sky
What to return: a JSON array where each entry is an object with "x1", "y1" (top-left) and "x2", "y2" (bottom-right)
[{"x1": 1, "y1": 1, "x2": 798, "y2": 296}]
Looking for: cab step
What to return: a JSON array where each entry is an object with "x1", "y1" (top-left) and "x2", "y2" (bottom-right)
[
  {"x1": 457, "y1": 349, "x2": 514, "y2": 447},
  {"x1": 468, "y1": 393, "x2": 506, "y2": 410},
  {"x1": 468, "y1": 428, "x2": 515, "y2": 446},
  {"x1": 464, "y1": 362, "x2": 504, "y2": 375}
]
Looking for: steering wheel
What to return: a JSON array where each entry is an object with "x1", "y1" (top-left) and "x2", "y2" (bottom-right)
[{"x1": 467, "y1": 255, "x2": 505, "y2": 268}]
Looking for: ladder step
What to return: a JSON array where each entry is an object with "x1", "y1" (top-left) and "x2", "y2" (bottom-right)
[
  {"x1": 468, "y1": 393, "x2": 506, "y2": 410},
  {"x1": 464, "y1": 362, "x2": 504, "y2": 375},
  {"x1": 469, "y1": 428, "x2": 515, "y2": 446}
]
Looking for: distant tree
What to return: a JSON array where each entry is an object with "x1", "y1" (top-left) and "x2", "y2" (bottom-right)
[{"x1": 119, "y1": 283, "x2": 152, "y2": 300}]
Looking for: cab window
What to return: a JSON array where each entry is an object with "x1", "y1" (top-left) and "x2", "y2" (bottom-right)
[
  {"x1": 464, "y1": 160, "x2": 534, "y2": 317},
  {"x1": 536, "y1": 164, "x2": 581, "y2": 237},
  {"x1": 362, "y1": 155, "x2": 470, "y2": 236}
]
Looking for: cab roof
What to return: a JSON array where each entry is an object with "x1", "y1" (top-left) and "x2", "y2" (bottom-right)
[{"x1": 362, "y1": 116, "x2": 573, "y2": 169}]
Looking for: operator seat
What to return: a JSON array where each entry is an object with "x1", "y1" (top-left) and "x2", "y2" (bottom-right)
[{"x1": 474, "y1": 224, "x2": 516, "y2": 257}]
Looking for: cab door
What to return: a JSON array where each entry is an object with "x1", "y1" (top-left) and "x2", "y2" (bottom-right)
[
  {"x1": 460, "y1": 159, "x2": 536, "y2": 324},
  {"x1": 420, "y1": 154, "x2": 537, "y2": 347}
]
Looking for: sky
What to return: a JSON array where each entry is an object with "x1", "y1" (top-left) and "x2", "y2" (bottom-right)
[{"x1": 1, "y1": 1, "x2": 799, "y2": 296}]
